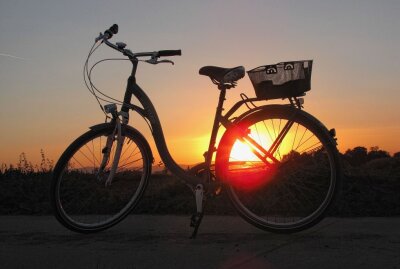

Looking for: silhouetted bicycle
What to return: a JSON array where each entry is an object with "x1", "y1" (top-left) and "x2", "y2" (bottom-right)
[{"x1": 51, "y1": 25, "x2": 341, "y2": 237}]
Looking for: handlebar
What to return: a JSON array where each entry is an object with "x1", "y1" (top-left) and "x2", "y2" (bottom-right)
[
  {"x1": 96, "y1": 24, "x2": 181, "y2": 62},
  {"x1": 157, "y1": 50, "x2": 182, "y2": 57}
]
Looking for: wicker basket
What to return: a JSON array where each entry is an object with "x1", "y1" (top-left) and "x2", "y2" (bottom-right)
[{"x1": 248, "y1": 60, "x2": 313, "y2": 99}]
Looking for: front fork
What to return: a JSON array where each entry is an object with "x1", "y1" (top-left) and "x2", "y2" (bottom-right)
[{"x1": 96, "y1": 104, "x2": 128, "y2": 186}]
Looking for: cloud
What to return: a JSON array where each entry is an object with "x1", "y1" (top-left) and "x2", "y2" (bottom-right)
[{"x1": 0, "y1": 53, "x2": 28, "y2": 61}]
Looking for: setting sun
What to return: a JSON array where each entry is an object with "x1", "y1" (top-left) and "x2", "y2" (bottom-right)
[
  {"x1": 0, "y1": 2, "x2": 399, "y2": 268},
  {"x1": 229, "y1": 140, "x2": 261, "y2": 162}
]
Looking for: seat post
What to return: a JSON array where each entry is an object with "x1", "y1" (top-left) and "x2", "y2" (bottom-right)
[
  {"x1": 190, "y1": 85, "x2": 227, "y2": 238},
  {"x1": 205, "y1": 86, "x2": 226, "y2": 170}
]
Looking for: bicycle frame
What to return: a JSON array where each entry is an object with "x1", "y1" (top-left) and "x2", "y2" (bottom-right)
[
  {"x1": 51, "y1": 26, "x2": 342, "y2": 237},
  {"x1": 117, "y1": 57, "x2": 301, "y2": 190},
  {"x1": 119, "y1": 61, "x2": 213, "y2": 188}
]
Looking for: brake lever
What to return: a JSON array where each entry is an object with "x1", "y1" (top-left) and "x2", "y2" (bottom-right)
[
  {"x1": 95, "y1": 31, "x2": 113, "y2": 43},
  {"x1": 95, "y1": 32, "x2": 104, "y2": 42},
  {"x1": 145, "y1": 59, "x2": 174, "y2": 65},
  {"x1": 158, "y1": 59, "x2": 174, "y2": 65}
]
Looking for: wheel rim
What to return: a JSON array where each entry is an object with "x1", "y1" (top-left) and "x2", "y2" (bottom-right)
[
  {"x1": 55, "y1": 130, "x2": 148, "y2": 229},
  {"x1": 220, "y1": 115, "x2": 336, "y2": 229}
]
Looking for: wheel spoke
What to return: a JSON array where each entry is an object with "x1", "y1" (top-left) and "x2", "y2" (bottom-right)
[
  {"x1": 53, "y1": 128, "x2": 150, "y2": 232},
  {"x1": 119, "y1": 146, "x2": 140, "y2": 167},
  {"x1": 220, "y1": 110, "x2": 339, "y2": 232},
  {"x1": 291, "y1": 123, "x2": 300, "y2": 152},
  {"x1": 120, "y1": 139, "x2": 136, "y2": 163}
]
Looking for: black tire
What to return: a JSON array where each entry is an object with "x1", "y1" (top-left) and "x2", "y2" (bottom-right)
[
  {"x1": 51, "y1": 124, "x2": 152, "y2": 233},
  {"x1": 215, "y1": 105, "x2": 341, "y2": 233}
]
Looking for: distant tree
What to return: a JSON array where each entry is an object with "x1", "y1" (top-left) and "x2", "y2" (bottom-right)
[
  {"x1": 344, "y1": 146, "x2": 368, "y2": 166},
  {"x1": 393, "y1": 152, "x2": 400, "y2": 158},
  {"x1": 367, "y1": 146, "x2": 390, "y2": 161}
]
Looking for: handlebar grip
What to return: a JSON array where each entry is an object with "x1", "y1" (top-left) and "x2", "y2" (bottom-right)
[
  {"x1": 109, "y1": 24, "x2": 119, "y2": 34},
  {"x1": 104, "y1": 24, "x2": 119, "y2": 39},
  {"x1": 158, "y1": 50, "x2": 182, "y2": 57}
]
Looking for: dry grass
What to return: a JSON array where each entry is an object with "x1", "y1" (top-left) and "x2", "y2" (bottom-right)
[{"x1": 0, "y1": 149, "x2": 399, "y2": 216}]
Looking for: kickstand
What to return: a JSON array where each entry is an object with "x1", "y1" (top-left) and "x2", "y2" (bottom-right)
[
  {"x1": 190, "y1": 184, "x2": 204, "y2": 239},
  {"x1": 190, "y1": 212, "x2": 204, "y2": 239}
]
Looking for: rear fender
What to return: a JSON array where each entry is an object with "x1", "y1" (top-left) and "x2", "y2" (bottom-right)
[{"x1": 222, "y1": 104, "x2": 337, "y2": 151}]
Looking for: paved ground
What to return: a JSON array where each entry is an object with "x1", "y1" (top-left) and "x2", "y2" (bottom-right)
[{"x1": 0, "y1": 216, "x2": 399, "y2": 269}]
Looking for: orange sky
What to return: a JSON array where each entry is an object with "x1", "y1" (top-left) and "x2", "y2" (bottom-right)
[{"x1": 1, "y1": 1, "x2": 399, "y2": 166}]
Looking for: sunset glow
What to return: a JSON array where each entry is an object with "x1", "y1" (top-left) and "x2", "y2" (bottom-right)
[
  {"x1": 230, "y1": 140, "x2": 261, "y2": 162},
  {"x1": 0, "y1": 1, "x2": 399, "y2": 167}
]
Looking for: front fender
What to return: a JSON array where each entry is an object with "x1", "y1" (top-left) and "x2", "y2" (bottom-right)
[{"x1": 89, "y1": 122, "x2": 114, "y2": 132}]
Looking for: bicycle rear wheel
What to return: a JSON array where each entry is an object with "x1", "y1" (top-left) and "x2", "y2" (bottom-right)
[
  {"x1": 215, "y1": 106, "x2": 341, "y2": 233},
  {"x1": 51, "y1": 124, "x2": 152, "y2": 233}
]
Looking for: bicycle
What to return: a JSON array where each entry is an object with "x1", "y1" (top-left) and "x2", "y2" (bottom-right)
[{"x1": 51, "y1": 24, "x2": 342, "y2": 238}]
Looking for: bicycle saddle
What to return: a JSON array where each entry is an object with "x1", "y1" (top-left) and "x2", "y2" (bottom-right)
[{"x1": 199, "y1": 66, "x2": 245, "y2": 84}]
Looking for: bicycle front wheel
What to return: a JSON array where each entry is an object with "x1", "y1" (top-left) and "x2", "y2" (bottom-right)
[
  {"x1": 216, "y1": 106, "x2": 341, "y2": 233},
  {"x1": 51, "y1": 124, "x2": 152, "y2": 233}
]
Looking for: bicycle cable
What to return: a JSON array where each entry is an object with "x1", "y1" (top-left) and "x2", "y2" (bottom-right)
[
  {"x1": 87, "y1": 57, "x2": 130, "y2": 105},
  {"x1": 83, "y1": 42, "x2": 105, "y2": 114},
  {"x1": 83, "y1": 42, "x2": 130, "y2": 119},
  {"x1": 83, "y1": 41, "x2": 155, "y2": 132}
]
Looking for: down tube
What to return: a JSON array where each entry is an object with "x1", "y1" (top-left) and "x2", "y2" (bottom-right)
[{"x1": 131, "y1": 83, "x2": 200, "y2": 187}]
